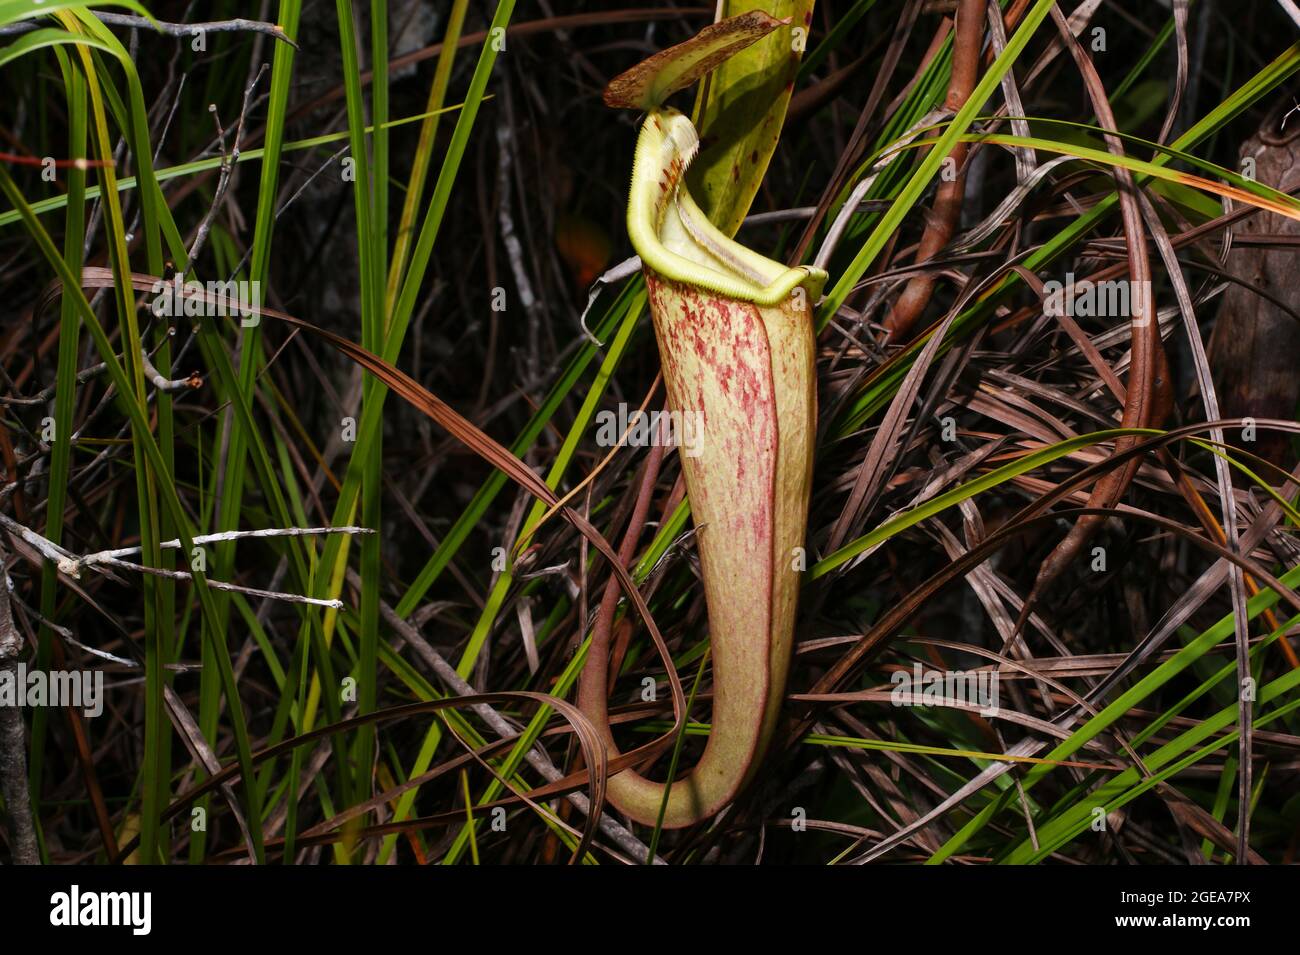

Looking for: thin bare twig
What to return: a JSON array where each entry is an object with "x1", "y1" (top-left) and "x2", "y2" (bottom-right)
[
  {"x1": 0, "y1": 13, "x2": 298, "y2": 48},
  {"x1": 0, "y1": 513, "x2": 368, "y2": 607},
  {"x1": 0, "y1": 549, "x2": 39, "y2": 864},
  {"x1": 188, "y1": 64, "x2": 267, "y2": 265}
]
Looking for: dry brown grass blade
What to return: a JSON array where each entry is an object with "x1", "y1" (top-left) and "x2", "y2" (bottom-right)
[
  {"x1": 1012, "y1": 7, "x2": 1166, "y2": 644},
  {"x1": 1156, "y1": 0, "x2": 1192, "y2": 146},
  {"x1": 1136, "y1": 192, "x2": 1257, "y2": 861},
  {"x1": 113, "y1": 694, "x2": 617, "y2": 864},
  {"x1": 818, "y1": 499, "x2": 1300, "y2": 865},
  {"x1": 825, "y1": 280, "x2": 982, "y2": 555},
  {"x1": 788, "y1": 420, "x2": 1300, "y2": 746}
]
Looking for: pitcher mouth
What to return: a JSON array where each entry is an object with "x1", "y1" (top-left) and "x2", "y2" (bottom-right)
[{"x1": 627, "y1": 107, "x2": 827, "y2": 307}]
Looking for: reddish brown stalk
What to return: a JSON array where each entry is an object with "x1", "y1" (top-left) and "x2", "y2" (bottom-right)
[
  {"x1": 0, "y1": 151, "x2": 112, "y2": 170},
  {"x1": 50, "y1": 637, "x2": 120, "y2": 861},
  {"x1": 880, "y1": 0, "x2": 985, "y2": 343},
  {"x1": 1014, "y1": 7, "x2": 1165, "y2": 629},
  {"x1": 582, "y1": 435, "x2": 666, "y2": 711}
]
